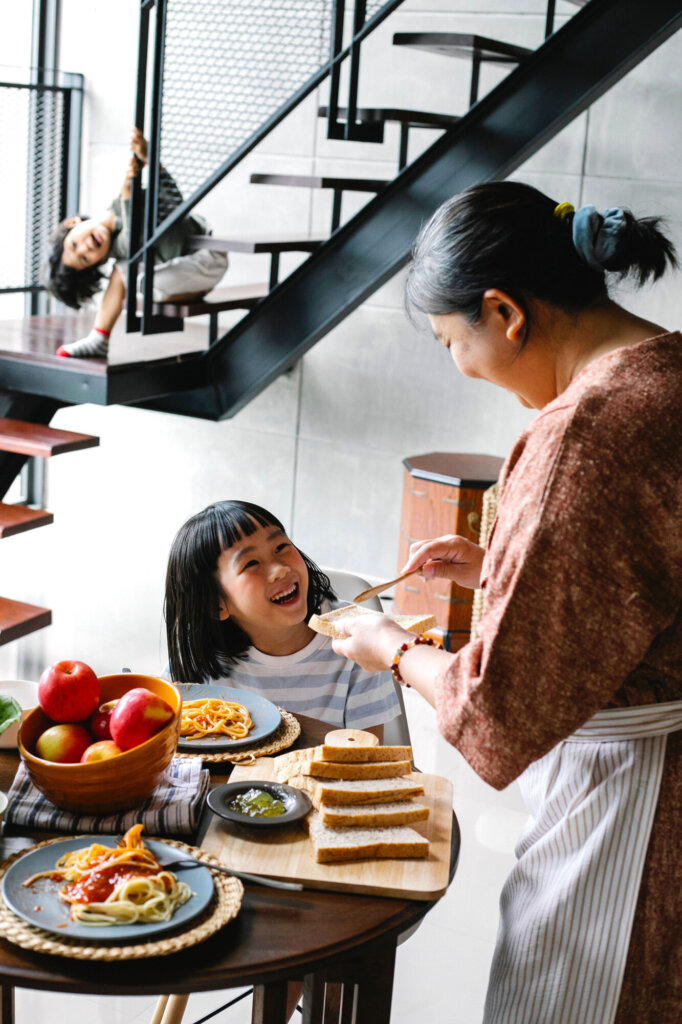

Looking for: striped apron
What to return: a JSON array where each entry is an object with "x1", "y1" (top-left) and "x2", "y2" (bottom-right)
[{"x1": 483, "y1": 700, "x2": 682, "y2": 1024}]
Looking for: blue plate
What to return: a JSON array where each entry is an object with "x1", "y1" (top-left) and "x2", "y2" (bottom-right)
[
  {"x1": 176, "y1": 684, "x2": 282, "y2": 752},
  {"x1": 1, "y1": 837, "x2": 214, "y2": 943}
]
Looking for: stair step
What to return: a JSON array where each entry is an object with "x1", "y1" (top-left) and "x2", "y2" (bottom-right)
[
  {"x1": 318, "y1": 106, "x2": 459, "y2": 130},
  {"x1": 392, "y1": 33, "x2": 533, "y2": 63},
  {"x1": 250, "y1": 173, "x2": 389, "y2": 192},
  {"x1": 149, "y1": 283, "x2": 270, "y2": 318},
  {"x1": 0, "y1": 503, "x2": 53, "y2": 539},
  {"x1": 0, "y1": 596, "x2": 51, "y2": 645},
  {"x1": 189, "y1": 234, "x2": 325, "y2": 255},
  {"x1": 0, "y1": 418, "x2": 100, "y2": 458}
]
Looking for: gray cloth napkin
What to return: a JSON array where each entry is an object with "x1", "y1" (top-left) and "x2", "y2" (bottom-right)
[{"x1": 4, "y1": 757, "x2": 209, "y2": 837}]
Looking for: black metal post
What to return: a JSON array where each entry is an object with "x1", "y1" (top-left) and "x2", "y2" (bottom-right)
[
  {"x1": 469, "y1": 49, "x2": 482, "y2": 107},
  {"x1": 268, "y1": 252, "x2": 281, "y2": 291},
  {"x1": 331, "y1": 189, "x2": 343, "y2": 232},
  {"x1": 398, "y1": 123, "x2": 409, "y2": 170},
  {"x1": 545, "y1": 0, "x2": 557, "y2": 39},
  {"x1": 61, "y1": 72, "x2": 83, "y2": 220},
  {"x1": 126, "y1": 1, "x2": 151, "y2": 334},
  {"x1": 326, "y1": 0, "x2": 345, "y2": 141},
  {"x1": 344, "y1": 0, "x2": 366, "y2": 140},
  {"x1": 139, "y1": 0, "x2": 182, "y2": 336}
]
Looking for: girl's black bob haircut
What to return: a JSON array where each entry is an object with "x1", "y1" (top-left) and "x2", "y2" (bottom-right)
[
  {"x1": 164, "y1": 500, "x2": 335, "y2": 682},
  {"x1": 44, "y1": 219, "x2": 106, "y2": 310}
]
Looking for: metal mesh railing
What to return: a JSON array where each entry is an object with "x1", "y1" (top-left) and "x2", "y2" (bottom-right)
[
  {"x1": 157, "y1": 0, "x2": 335, "y2": 224},
  {"x1": 0, "y1": 68, "x2": 82, "y2": 296}
]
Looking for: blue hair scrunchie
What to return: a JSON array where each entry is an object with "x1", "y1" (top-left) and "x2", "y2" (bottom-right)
[{"x1": 571, "y1": 204, "x2": 628, "y2": 272}]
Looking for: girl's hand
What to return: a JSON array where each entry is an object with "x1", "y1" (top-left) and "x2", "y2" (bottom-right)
[
  {"x1": 331, "y1": 612, "x2": 410, "y2": 674},
  {"x1": 402, "y1": 534, "x2": 485, "y2": 590},
  {"x1": 130, "y1": 127, "x2": 148, "y2": 164},
  {"x1": 121, "y1": 155, "x2": 142, "y2": 200}
]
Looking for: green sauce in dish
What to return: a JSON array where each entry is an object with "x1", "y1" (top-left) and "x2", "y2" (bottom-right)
[{"x1": 228, "y1": 788, "x2": 286, "y2": 818}]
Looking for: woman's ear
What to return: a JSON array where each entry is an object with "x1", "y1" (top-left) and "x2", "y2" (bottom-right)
[
  {"x1": 215, "y1": 595, "x2": 230, "y2": 621},
  {"x1": 62, "y1": 215, "x2": 82, "y2": 228},
  {"x1": 481, "y1": 288, "x2": 526, "y2": 344}
]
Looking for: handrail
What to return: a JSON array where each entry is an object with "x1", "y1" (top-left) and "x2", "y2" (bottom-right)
[{"x1": 128, "y1": 0, "x2": 408, "y2": 266}]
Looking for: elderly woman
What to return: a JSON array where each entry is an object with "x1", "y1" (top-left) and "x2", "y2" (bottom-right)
[{"x1": 332, "y1": 181, "x2": 681, "y2": 1024}]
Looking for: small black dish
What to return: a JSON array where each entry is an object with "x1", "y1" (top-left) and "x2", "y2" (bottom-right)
[{"x1": 207, "y1": 781, "x2": 311, "y2": 829}]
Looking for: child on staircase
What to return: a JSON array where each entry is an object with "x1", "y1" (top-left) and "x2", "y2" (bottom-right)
[{"x1": 45, "y1": 128, "x2": 227, "y2": 359}]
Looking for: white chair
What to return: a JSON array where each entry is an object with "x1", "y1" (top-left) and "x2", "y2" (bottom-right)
[{"x1": 322, "y1": 567, "x2": 411, "y2": 747}]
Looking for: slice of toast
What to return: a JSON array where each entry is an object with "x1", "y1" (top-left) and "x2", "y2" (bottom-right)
[
  {"x1": 309, "y1": 604, "x2": 436, "y2": 640},
  {"x1": 275, "y1": 752, "x2": 411, "y2": 782},
  {"x1": 307, "y1": 812, "x2": 429, "y2": 863},
  {"x1": 288, "y1": 773, "x2": 424, "y2": 807},
  {"x1": 318, "y1": 801, "x2": 430, "y2": 828}
]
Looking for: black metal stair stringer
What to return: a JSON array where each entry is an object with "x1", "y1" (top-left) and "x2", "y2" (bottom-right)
[{"x1": 132, "y1": 0, "x2": 682, "y2": 420}]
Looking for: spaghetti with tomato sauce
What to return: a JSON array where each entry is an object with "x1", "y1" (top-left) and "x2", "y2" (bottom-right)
[{"x1": 23, "y1": 825, "x2": 193, "y2": 926}]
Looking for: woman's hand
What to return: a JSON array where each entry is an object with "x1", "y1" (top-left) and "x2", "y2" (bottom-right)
[
  {"x1": 331, "y1": 612, "x2": 410, "y2": 674},
  {"x1": 402, "y1": 534, "x2": 485, "y2": 590}
]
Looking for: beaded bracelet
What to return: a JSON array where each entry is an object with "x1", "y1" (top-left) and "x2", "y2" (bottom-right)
[{"x1": 390, "y1": 635, "x2": 437, "y2": 686}]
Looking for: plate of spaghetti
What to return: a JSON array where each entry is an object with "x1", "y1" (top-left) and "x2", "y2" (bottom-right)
[
  {"x1": 176, "y1": 684, "x2": 281, "y2": 751},
  {"x1": 2, "y1": 825, "x2": 214, "y2": 941}
]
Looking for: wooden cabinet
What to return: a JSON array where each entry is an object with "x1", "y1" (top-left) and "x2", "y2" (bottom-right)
[{"x1": 394, "y1": 453, "x2": 503, "y2": 651}]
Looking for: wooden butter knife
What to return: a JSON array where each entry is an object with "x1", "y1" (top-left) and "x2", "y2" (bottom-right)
[{"x1": 353, "y1": 570, "x2": 419, "y2": 604}]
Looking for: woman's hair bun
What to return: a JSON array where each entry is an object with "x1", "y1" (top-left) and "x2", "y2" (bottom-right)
[{"x1": 572, "y1": 204, "x2": 677, "y2": 285}]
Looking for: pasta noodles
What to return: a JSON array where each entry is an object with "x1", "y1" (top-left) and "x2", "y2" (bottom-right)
[
  {"x1": 23, "y1": 824, "x2": 193, "y2": 926},
  {"x1": 180, "y1": 697, "x2": 253, "y2": 741}
]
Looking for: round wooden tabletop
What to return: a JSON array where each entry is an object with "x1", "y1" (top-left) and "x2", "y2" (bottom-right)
[{"x1": 0, "y1": 714, "x2": 460, "y2": 996}]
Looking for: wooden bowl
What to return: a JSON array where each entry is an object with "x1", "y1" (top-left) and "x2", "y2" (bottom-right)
[{"x1": 18, "y1": 674, "x2": 181, "y2": 814}]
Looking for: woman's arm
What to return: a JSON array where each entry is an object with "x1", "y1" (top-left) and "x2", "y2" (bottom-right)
[{"x1": 332, "y1": 612, "x2": 449, "y2": 708}]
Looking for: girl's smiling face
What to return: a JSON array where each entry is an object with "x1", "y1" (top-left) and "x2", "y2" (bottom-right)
[{"x1": 215, "y1": 522, "x2": 312, "y2": 654}]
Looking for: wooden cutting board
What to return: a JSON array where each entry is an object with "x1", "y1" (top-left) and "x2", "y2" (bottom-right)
[{"x1": 200, "y1": 758, "x2": 454, "y2": 900}]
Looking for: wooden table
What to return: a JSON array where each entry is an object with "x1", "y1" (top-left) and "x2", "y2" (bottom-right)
[{"x1": 0, "y1": 715, "x2": 460, "y2": 1024}]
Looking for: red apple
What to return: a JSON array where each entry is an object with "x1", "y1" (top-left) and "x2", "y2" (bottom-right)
[
  {"x1": 89, "y1": 699, "x2": 118, "y2": 742},
  {"x1": 35, "y1": 723, "x2": 92, "y2": 763},
  {"x1": 109, "y1": 688, "x2": 174, "y2": 751},
  {"x1": 80, "y1": 740, "x2": 122, "y2": 763},
  {"x1": 38, "y1": 660, "x2": 100, "y2": 723}
]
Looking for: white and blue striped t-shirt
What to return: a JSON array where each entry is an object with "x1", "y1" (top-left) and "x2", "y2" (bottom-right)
[{"x1": 213, "y1": 603, "x2": 401, "y2": 730}]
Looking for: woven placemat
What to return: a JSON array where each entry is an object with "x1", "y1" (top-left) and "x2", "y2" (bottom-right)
[
  {"x1": 0, "y1": 837, "x2": 243, "y2": 961},
  {"x1": 175, "y1": 708, "x2": 300, "y2": 764}
]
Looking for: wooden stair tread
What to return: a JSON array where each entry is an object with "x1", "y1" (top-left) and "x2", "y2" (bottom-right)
[
  {"x1": 149, "y1": 283, "x2": 270, "y2": 318},
  {"x1": 392, "y1": 32, "x2": 533, "y2": 62},
  {"x1": 318, "y1": 106, "x2": 459, "y2": 129},
  {"x1": 0, "y1": 596, "x2": 51, "y2": 645},
  {"x1": 0, "y1": 503, "x2": 53, "y2": 538},
  {"x1": 189, "y1": 234, "x2": 325, "y2": 255},
  {"x1": 250, "y1": 173, "x2": 389, "y2": 192},
  {"x1": 0, "y1": 418, "x2": 100, "y2": 458}
]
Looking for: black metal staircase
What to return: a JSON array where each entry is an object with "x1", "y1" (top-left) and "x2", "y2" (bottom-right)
[{"x1": 0, "y1": 0, "x2": 680, "y2": 439}]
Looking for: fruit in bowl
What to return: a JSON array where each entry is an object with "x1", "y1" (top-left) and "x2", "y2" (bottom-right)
[
  {"x1": 19, "y1": 673, "x2": 181, "y2": 814},
  {"x1": 80, "y1": 739, "x2": 122, "y2": 763},
  {"x1": 38, "y1": 660, "x2": 100, "y2": 722},
  {"x1": 35, "y1": 723, "x2": 92, "y2": 764},
  {"x1": 110, "y1": 688, "x2": 174, "y2": 750},
  {"x1": 89, "y1": 699, "x2": 118, "y2": 741}
]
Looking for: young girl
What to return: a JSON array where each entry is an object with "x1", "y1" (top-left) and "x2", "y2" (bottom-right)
[{"x1": 164, "y1": 500, "x2": 401, "y2": 739}]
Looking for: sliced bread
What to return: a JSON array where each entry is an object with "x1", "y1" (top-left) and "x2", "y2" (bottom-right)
[
  {"x1": 288, "y1": 773, "x2": 424, "y2": 807},
  {"x1": 274, "y1": 752, "x2": 411, "y2": 782},
  {"x1": 309, "y1": 604, "x2": 436, "y2": 640},
  {"x1": 307, "y1": 812, "x2": 429, "y2": 863},
  {"x1": 319, "y1": 742, "x2": 412, "y2": 764},
  {"x1": 318, "y1": 801, "x2": 430, "y2": 828}
]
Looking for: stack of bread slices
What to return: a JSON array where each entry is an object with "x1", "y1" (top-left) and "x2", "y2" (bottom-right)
[{"x1": 273, "y1": 732, "x2": 430, "y2": 864}]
